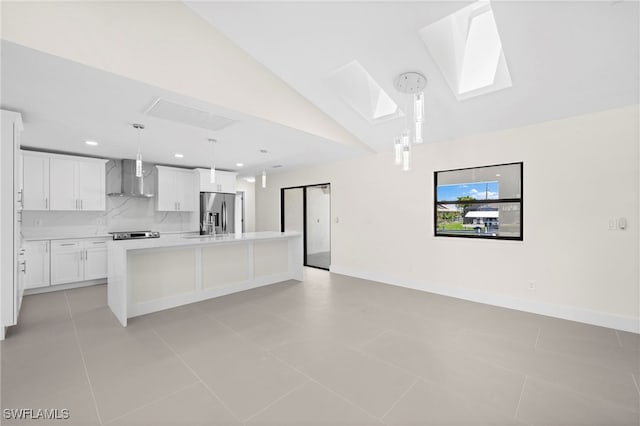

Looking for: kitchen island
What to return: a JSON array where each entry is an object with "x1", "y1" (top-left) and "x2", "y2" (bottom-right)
[{"x1": 107, "y1": 232, "x2": 303, "y2": 326}]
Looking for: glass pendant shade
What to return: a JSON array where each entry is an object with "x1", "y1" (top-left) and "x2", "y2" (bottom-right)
[
  {"x1": 135, "y1": 151, "x2": 142, "y2": 177},
  {"x1": 402, "y1": 145, "x2": 410, "y2": 172},
  {"x1": 415, "y1": 121, "x2": 423, "y2": 144},
  {"x1": 394, "y1": 137, "x2": 402, "y2": 165},
  {"x1": 261, "y1": 170, "x2": 267, "y2": 188},
  {"x1": 414, "y1": 92, "x2": 424, "y2": 122}
]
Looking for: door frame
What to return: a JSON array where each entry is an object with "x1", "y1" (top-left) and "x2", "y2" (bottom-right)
[{"x1": 280, "y1": 183, "x2": 331, "y2": 271}]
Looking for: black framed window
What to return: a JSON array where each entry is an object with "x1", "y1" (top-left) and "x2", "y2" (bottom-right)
[{"x1": 434, "y1": 162, "x2": 523, "y2": 240}]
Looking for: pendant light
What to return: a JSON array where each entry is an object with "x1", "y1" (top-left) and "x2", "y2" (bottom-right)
[
  {"x1": 392, "y1": 72, "x2": 427, "y2": 171},
  {"x1": 402, "y1": 132, "x2": 411, "y2": 171},
  {"x1": 414, "y1": 91, "x2": 424, "y2": 144},
  {"x1": 393, "y1": 136, "x2": 402, "y2": 165},
  {"x1": 261, "y1": 170, "x2": 267, "y2": 189},
  {"x1": 208, "y1": 138, "x2": 217, "y2": 183},
  {"x1": 132, "y1": 123, "x2": 145, "y2": 177}
]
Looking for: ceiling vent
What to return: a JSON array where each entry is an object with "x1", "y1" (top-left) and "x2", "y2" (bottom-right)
[{"x1": 144, "y1": 98, "x2": 236, "y2": 131}]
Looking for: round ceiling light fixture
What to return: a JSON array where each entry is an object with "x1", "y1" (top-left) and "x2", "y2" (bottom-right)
[{"x1": 393, "y1": 72, "x2": 427, "y2": 94}]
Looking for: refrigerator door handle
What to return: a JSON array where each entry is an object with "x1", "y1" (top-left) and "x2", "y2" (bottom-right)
[{"x1": 222, "y1": 201, "x2": 227, "y2": 233}]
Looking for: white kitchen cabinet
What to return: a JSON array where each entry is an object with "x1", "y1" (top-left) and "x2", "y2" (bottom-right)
[
  {"x1": 197, "y1": 168, "x2": 237, "y2": 193},
  {"x1": 156, "y1": 166, "x2": 196, "y2": 211},
  {"x1": 22, "y1": 151, "x2": 50, "y2": 210},
  {"x1": 50, "y1": 240, "x2": 83, "y2": 285},
  {"x1": 83, "y1": 239, "x2": 108, "y2": 280},
  {"x1": 24, "y1": 240, "x2": 50, "y2": 289},
  {"x1": 23, "y1": 152, "x2": 106, "y2": 211},
  {"x1": 50, "y1": 156, "x2": 106, "y2": 211},
  {"x1": 50, "y1": 238, "x2": 109, "y2": 285}
]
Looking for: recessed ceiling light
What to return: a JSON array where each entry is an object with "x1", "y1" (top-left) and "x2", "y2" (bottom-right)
[
  {"x1": 85, "y1": 140, "x2": 99, "y2": 146},
  {"x1": 236, "y1": 163, "x2": 244, "y2": 167},
  {"x1": 174, "y1": 153, "x2": 184, "y2": 158},
  {"x1": 495, "y1": 173, "x2": 501, "y2": 177}
]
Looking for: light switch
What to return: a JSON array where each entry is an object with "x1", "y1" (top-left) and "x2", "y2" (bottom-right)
[
  {"x1": 618, "y1": 217, "x2": 627, "y2": 230},
  {"x1": 608, "y1": 218, "x2": 617, "y2": 230}
]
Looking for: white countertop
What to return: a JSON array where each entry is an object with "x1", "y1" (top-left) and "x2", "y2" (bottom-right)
[
  {"x1": 22, "y1": 234, "x2": 112, "y2": 241},
  {"x1": 108, "y1": 231, "x2": 302, "y2": 251},
  {"x1": 21, "y1": 230, "x2": 200, "y2": 242}
]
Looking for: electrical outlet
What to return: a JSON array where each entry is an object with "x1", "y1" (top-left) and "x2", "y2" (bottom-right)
[{"x1": 528, "y1": 281, "x2": 536, "y2": 290}]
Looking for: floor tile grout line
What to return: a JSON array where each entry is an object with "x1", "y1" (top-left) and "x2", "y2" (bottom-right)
[
  {"x1": 632, "y1": 373, "x2": 640, "y2": 397},
  {"x1": 380, "y1": 377, "x2": 419, "y2": 421},
  {"x1": 201, "y1": 305, "x2": 399, "y2": 423},
  {"x1": 513, "y1": 375, "x2": 528, "y2": 419},
  {"x1": 242, "y1": 379, "x2": 311, "y2": 423},
  {"x1": 390, "y1": 327, "x2": 640, "y2": 414},
  {"x1": 101, "y1": 381, "x2": 201, "y2": 425},
  {"x1": 269, "y1": 351, "x2": 385, "y2": 423},
  {"x1": 151, "y1": 328, "x2": 243, "y2": 423},
  {"x1": 64, "y1": 292, "x2": 104, "y2": 426},
  {"x1": 534, "y1": 327, "x2": 541, "y2": 349}
]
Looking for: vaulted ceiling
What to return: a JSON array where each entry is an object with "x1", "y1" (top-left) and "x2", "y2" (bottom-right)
[
  {"x1": 1, "y1": 1, "x2": 638, "y2": 175},
  {"x1": 187, "y1": 1, "x2": 639, "y2": 152}
]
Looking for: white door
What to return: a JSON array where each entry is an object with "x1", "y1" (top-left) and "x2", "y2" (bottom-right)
[
  {"x1": 156, "y1": 167, "x2": 177, "y2": 211},
  {"x1": 50, "y1": 241, "x2": 83, "y2": 285},
  {"x1": 77, "y1": 160, "x2": 105, "y2": 211},
  {"x1": 176, "y1": 169, "x2": 196, "y2": 211},
  {"x1": 22, "y1": 154, "x2": 49, "y2": 210},
  {"x1": 24, "y1": 240, "x2": 50, "y2": 289},
  {"x1": 83, "y1": 240, "x2": 108, "y2": 280},
  {"x1": 49, "y1": 158, "x2": 78, "y2": 210}
]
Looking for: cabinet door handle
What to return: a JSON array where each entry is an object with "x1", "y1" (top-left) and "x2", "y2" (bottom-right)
[
  {"x1": 22, "y1": 260, "x2": 27, "y2": 275},
  {"x1": 17, "y1": 189, "x2": 22, "y2": 203},
  {"x1": 45, "y1": 243, "x2": 48, "y2": 253},
  {"x1": 85, "y1": 250, "x2": 88, "y2": 261},
  {"x1": 60, "y1": 243, "x2": 75, "y2": 246},
  {"x1": 81, "y1": 200, "x2": 83, "y2": 210},
  {"x1": 45, "y1": 198, "x2": 48, "y2": 209},
  {"x1": 17, "y1": 210, "x2": 22, "y2": 223},
  {"x1": 92, "y1": 241, "x2": 105, "y2": 245}
]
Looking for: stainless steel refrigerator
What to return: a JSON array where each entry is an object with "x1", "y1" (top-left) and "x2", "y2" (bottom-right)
[{"x1": 200, "y1": 192, "x2": 235, "y2": 235}]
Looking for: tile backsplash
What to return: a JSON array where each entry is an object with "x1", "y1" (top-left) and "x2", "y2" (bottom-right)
[{"x1": 22, "y1": 196, "x2": 197, "y2": 238}]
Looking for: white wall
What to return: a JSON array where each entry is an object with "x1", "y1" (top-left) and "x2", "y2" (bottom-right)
[
  {"x1": 236, "y1": 179, "x2": 255, "y2": 233},
  {"x1": 255, "y1": 106, "x2": 640, "y2": 332}
]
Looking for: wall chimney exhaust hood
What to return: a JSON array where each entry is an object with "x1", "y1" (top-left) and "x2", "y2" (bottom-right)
[{"x1": 106, "y1": 159, "x2": 156, "y2": 198}]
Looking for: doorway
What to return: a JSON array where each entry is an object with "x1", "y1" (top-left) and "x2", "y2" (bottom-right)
[{"x1": 281, "y1": 183, "x2": 331, "y2": 270}]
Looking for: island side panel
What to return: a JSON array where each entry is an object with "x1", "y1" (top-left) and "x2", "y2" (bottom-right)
[
  {"x1": 254, "y1": 239, "x2": 289, "y2": 278},
  {"x1": 107, "y1": 243, "x2": 128, "y2": 326},
  {"x1": 289, "y1": 234, "x2": 304, "y2": 281},
  {"x1": 127, "y1": 247, "x2": 196, "y2": 317},
  {"x1": 202, "y1": 242, "x2": 250, "y2": 288}
]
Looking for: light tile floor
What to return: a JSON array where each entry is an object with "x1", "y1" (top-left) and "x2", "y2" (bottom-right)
[{"x1": 2, "y1": 268, "x2": 639, "y2": 425}]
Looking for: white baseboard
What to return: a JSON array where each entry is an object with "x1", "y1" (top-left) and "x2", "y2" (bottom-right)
[
  {"x1": 24, "y1": 279, "x2": 106, "y2": 295},
  {"x1": 329, "y1": 264, "x2": 639, "y2": 334}
]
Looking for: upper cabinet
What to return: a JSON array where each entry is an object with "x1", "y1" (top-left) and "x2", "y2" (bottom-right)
[
  {"x1": 156, "y1": 166, "x2": 196, "y2": 212},
  {"x1": 22, "y1": 151, "x2": 107, "y2": 211},
  {"x1": 197, "y1": 168, "x2": 237, "y2": 194},
  {"x1": 22, "y1": 151, "x2": 50, "y2": 210}
]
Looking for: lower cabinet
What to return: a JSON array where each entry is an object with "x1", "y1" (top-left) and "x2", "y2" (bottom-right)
[
  {"x1": 24, "y1": 240, "x2": 50, "y2": 290},
  {"x1": 50, "y1": 238, "x2": 108, "y2": 286}
]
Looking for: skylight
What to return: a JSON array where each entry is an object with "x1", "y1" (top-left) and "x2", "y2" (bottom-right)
[
  {"x1": 419, "y1": 1, "x2": 512, "y2": 100},
  {"x1": 327, "y1": 60, "x2": 402, "y2": 123}
]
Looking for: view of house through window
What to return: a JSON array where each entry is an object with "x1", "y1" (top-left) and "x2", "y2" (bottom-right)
[{"x1": 434, "y1": 162, "x2": 523, "y2": 240}]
